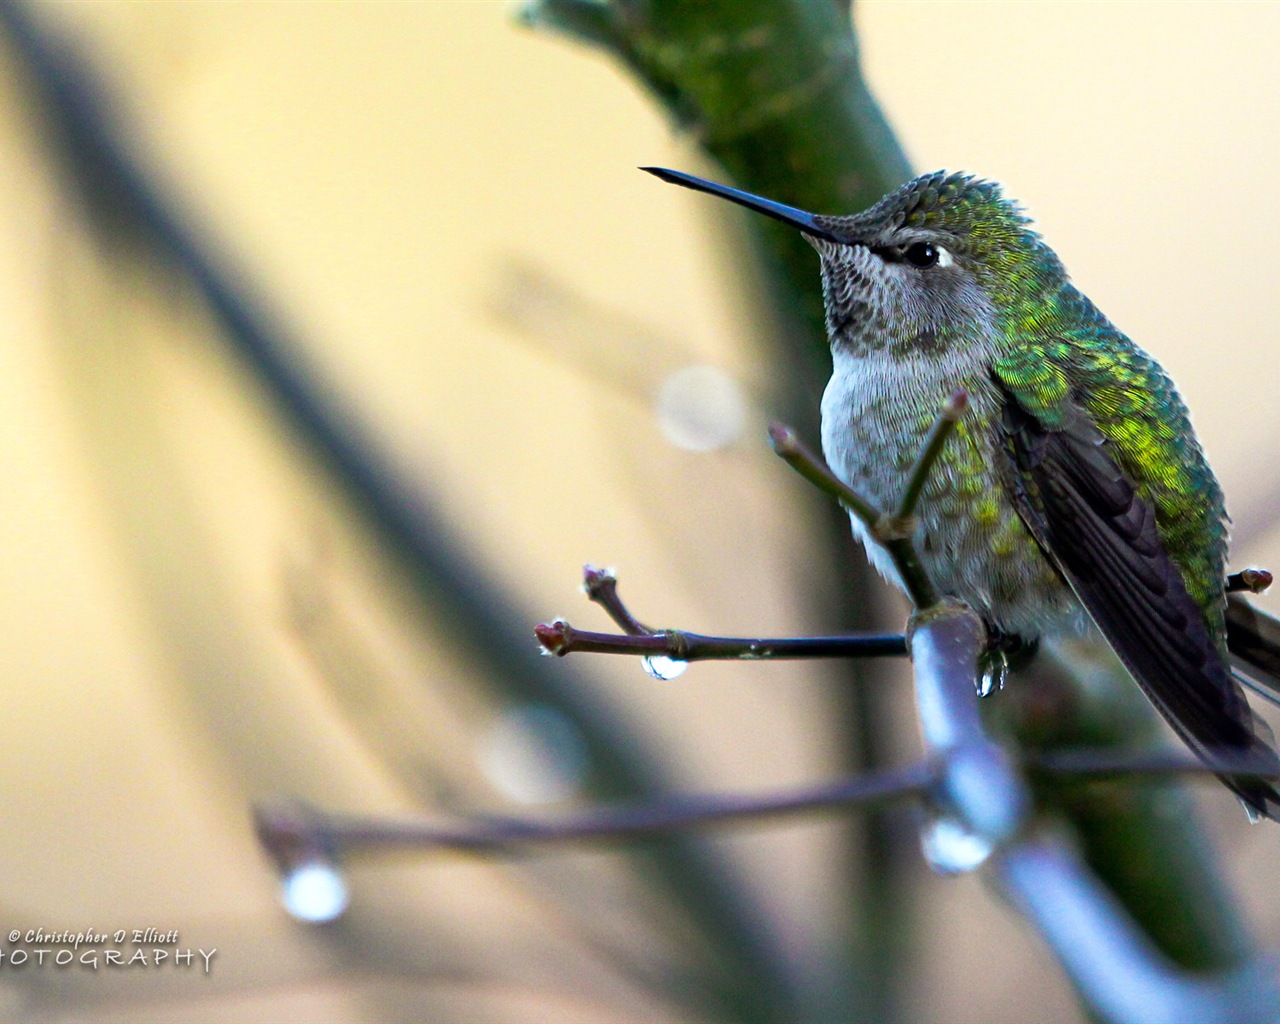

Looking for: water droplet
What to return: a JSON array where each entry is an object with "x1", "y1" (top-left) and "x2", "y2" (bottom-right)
[
  {"x1": 920, "y1": 816, "x2": 994, "y2": 875},
  {"x1": 282, "y1": 860, "x2": 349, "y2": 923},
  {"x1": 479, "y1": 704, "x2": 589, "y2": 804},
  {"x1": 978, "y1": 649, "x2": 1009, "y2": 697},
  {"x1": 641, "y1": 655, "x2": 688, "y2": 681},
  {"x1": 655, "y1": 365, "x2": 747, "y2": 452}
]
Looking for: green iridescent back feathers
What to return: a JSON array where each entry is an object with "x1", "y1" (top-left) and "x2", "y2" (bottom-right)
[{"x1": 846, "y1": 172, "x2": 1228, "y2": 639}]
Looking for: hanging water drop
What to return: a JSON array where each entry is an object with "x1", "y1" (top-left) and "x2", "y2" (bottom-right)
[
  {"x1": 920, "y1": 816, "x2": 994, "y2": 875},
  {"x1": 642, "y1": 655, "x2": 688, "y2": 681},
  {"x1": 978, "y1": 649, "x2": 1009, "y2": 697},
  {"x1": 282, "y1": 859, "x2": 349, "y2": 923}
]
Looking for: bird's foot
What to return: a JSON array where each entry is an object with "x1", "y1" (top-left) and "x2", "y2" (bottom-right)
[{"x1": 976, "y1": 629, "x2": 1039, "y2": 697}]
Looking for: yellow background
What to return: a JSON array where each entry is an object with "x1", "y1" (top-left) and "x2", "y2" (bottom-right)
[{"x1": 0, "y1": 2, "x2": 1277, "y2": 1021}]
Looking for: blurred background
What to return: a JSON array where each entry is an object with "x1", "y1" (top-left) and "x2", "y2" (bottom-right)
[{"x1": 1, "y1": 2, "x2": 1279, "y2": 1021}]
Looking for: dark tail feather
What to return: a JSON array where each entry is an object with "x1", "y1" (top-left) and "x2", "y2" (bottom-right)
[{"x1": 1220, "y1": 747, "x2": 1280, "y2": 823}]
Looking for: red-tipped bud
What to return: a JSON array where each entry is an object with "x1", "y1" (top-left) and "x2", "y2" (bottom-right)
[{"x1": 534, "y1": 620, "x2": 571, "y2": 656}]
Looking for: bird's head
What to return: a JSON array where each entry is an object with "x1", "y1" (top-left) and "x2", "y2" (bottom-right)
[{"x1": 644, "y1": 167, "x2": 1064, "y2": 358}]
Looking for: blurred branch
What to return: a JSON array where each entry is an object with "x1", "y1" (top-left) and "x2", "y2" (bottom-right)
[
  {"x1": 0, "y1": 4, "x2": 796, "y2": 1019},
  {"x1": 485, "y1": 257, "x2": 724, "y2": 405},
  {"x1": 1032, "y1": 746, "x2": 1280, "y2": 781},
  {"x1": 258, "y1": 744, "x2": 1280, "y2": 865},
  {"x1": 517, "y1": 0, "x2": 630, "y2": 60},
  {"x1": 257, "y1": 763, "x2": 935, "y2": 861},
  {"x1": 994, "y1": 833, "x2": 1280, "y2": 1024}
]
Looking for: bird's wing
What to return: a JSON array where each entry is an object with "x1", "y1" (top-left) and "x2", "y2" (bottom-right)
[{"x1": 992, "y1": 357, "x2": 1280, "y2": 817}]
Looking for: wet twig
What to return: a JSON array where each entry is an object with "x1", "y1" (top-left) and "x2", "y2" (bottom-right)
[{"x1": 539, "y1": 565, "x2": 907, "y2": 661}]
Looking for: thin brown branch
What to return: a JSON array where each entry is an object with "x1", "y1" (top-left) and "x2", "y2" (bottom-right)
[
  {"x1": 536, "y1": 619, "x2": 907, "y2": 661},
  {"x1": 581, "y1": 565, "x2": 653, "y2": 634}
]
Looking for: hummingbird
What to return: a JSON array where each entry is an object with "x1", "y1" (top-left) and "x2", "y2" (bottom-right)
[{"x1": 644, "y1": 165, "x2": 1280, "y2": 819}]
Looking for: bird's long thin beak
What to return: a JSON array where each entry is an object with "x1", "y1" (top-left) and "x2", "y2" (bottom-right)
[{"x1": 641, "y1": 167, "x2": 845, "y2": 245}]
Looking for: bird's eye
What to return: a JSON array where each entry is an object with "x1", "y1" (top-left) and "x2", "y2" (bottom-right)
[{"x1": 903, "y1": 242, "x2": 941, "y2": 268}]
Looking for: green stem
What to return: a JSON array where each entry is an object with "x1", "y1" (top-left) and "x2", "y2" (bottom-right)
[{"x1": 768, "y1": 423, "x2": 879, "y2": 526}]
